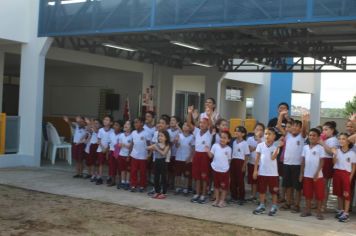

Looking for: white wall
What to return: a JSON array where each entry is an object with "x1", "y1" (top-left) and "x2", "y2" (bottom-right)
[
  {"x1": 44, "y1": 63, "x2": 142, "y2": 120},
  {"x1": 0, "y1": 0, "x2": 31, "y2": 43}
]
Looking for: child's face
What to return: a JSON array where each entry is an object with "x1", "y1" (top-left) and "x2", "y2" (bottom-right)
[
  {"x1": 308, "y1": 131, "x2": 319, "y2": 145},
  {"x1": 170, "y1": 117, "x2": 178, "y2": 128},
  {"x1": 192, "y1": 109, "x2": 199, "y2": 119},
  {"x1": 182, "y1": 123, "x2": 190, "y2": 133},
  {"x1": 113, "y1": 122, "x2": 121, "y2": 132},
  {"x1": 158, "y1": 119, "x2": 168, "y2": 131},
  {"x1": 220, "y1": 133, "x2": 230, "y2": 146},
  {"x1": 254, "y1": 125, "x2": 264, "y2": 137},
  {"x1": 134, "y1": 119, "x2": 143, "y2": 130},
  {"x1": 346, "y1": 121, "x2": 355, "y2": 135},
  {"x1": 94, "y1": 120, "x2": 101, "y2": 130},
  {"x1": 76, "y1": 116, "x2": 85, "y2": 126},
  {"x1": 205, "y1": 99, "x2": 215, "y2": 110},
  {"x1": 285, "y1": 123, "x2": 292, "y2": 133},
  {"x1": 264, "y1": 130, "x2": 276, "y2": 143},
  {"x1": 291, "y1": 123, "x2": 302, "y2": 135},
  {"x1": 158, "y1": 132, "x2": 166, "y2": 143},
  {"x1": 123, "y1": 121, "x2": 131, "y2": 132},
  {"x1": 322, "y1": 126, "x2": 333, "y2": 138},
  {"x1": 235, "y1": 130, "x2": 245, "y2": 139},
  {"x1": 103, "y1": 117, "x2": 112, "y2": 127},
  {"x1": 338, "y1": 135, "x2": 349, "y2": 148},
  {"x1": 145, "y1": 113, "x2": 153, "y2": 124},
  {"x1": 199, "y1": 119, "x2": 209, "y2": 130},
  {"x1": 218, "y1": 121, "x2": 228, "y2": 131}
]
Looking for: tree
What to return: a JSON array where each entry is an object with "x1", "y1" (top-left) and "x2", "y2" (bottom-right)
[{"x1": 344, "y1": 95, "x2": 356, "y2": 117}]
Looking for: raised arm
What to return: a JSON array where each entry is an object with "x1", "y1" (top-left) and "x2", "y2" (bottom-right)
[
  {"x1": 186, "y1": 106, "x2": 195, "y2": 130},
  {"x1": 301, "y1": 113, "x2": 310, "y2": 138},
  {"x1": 276, "y1": 110, "x2": 288, "y2": 135}
]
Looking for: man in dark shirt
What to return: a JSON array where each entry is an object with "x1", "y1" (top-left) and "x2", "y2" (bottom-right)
[{"x1": 268, "y1": 102, "x2": 290, "y2": 129}]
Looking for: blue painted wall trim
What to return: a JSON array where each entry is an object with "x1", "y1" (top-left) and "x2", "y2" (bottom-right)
[{"x1": 268, "y1": 72, "x2": 293, "y2": 120}]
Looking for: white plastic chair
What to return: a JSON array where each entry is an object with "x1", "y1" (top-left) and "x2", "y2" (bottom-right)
[{"x1": 46, "y1": 123, "x2": 72, "y2": 165}]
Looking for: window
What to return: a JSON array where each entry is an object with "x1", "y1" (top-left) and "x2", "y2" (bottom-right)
[{"x1": 174, "y1": 91, "x2": 205, "y2": 121}]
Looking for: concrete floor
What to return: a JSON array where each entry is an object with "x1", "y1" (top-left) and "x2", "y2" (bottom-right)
[{"x1": 0, "y1": 166, "x2": 355, "y2": 236}]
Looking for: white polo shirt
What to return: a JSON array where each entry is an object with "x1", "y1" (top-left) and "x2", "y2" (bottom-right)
[
  {"x1": 256, "y1": 142, "x2": 278, "y2": 176},
  {"x1": 97, "y1": 128, "x2": 114, "y2": 152},
  {"x1": 176, "y1": 133, "x2": 194, "y2": 162},
  {"x1": 247, "y1": 136, "x2": 264, "y2": 164},
  {"x1": 302, "y1": 144, "x2": 325, "y2": 178},
  {"x1": 232, "y1": 139, "x2": 250, "y2": 160},
  {"x1": 323, "y1": 136, "x2": 339, "y2": 158},
  {"x1": 85, "y1": 131, "x2": 98, "y2": 154},
  {"x1": 130, "y1": 129, "x2": 150, "y2": 160},
  {"x1": 334, "y1": 149, "x2": 356, "y2": 173},
  {"x1": 210, "y1": 143, "x2": 232, "y2": 173},
  {"x1": 118, "y1": 132, "x2": 133, "y2": 157},
  {"x1": 168, "y1": 128, "x2": 180, "y2": 156},
  {"x1": 143, "y1": 124, "x2": 156, "y2": 140},
  {"x1": 73, "y1": 124, "x2": 87, "y2": 144},
  {"x1": 109, "y1": 132, "x2": 121, "y2": 151},
  {"x1": 283, "y1": 133, "x2": 305, "y2": 165},
  {"x1": 193, "y1": 127, "x2": 212, "y2": 152}
]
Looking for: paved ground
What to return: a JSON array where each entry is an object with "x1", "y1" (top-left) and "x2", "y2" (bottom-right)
[{"x1": 0, "y1": 167, "x2": 355, "y2": 236}]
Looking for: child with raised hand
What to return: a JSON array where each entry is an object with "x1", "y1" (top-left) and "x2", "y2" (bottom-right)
[
  {"x1": 299, "y1": 128, "x2": 325, "y2": 220},
  {"x1": 63, "y1": 115, "x2": 88, "y2": 178},
  {"x1": 117, "y1": 120, "x2": 133, "y2": 190},
  {"x1": 253, "y1": 127, "x2": 282, "y2": 216},
  {"x1": 107, "y1": 121, "x2": 122, "y2": 187},
  {"x1": 230, "y1": 126, "x2": 250, "y2": 205},
  {"x1": 246, "y1": 122, "x2": 265, "y2": 202},
  {"x1": 187, "y1": 105, "x2": 213, "y2": 204},
  {"x1": 206, "y1": 130, "x2": 232, "y2": 208},
  {"x1": 96, "y1": 115, "x2": 114, "y2": 185},
  {"x1": 84, "y1": 118, "x2": 102, "y2": 181},
  {"x1": 332, "y1": 133, "x2": 356, "y2": 223},
  {"x1": 174, "y1": 122, "x2": 194, "y2": 195},
  {"x1": 147, "y1": 131, "x2": 171, "y2": 199}
]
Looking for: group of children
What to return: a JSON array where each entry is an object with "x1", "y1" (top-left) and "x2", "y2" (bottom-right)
[{"x1": 64, "y1": 99, "x2": 356, "y2": 223}]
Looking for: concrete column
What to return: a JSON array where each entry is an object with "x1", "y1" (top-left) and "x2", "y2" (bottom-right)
[
  {"x1": 310, "y1": 73, "x2": 321, "y2": 128},
  {"x1": 0, "y1": 51, "x2": 4, "y2": 112},
  {"x1": 18, "y1": 38, "x2": 53, "y2": 166}
]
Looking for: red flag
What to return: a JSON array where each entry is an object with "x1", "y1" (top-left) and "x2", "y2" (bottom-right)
[{"x1": 123, "y1": 96, "x2": 130, "y2": 121}]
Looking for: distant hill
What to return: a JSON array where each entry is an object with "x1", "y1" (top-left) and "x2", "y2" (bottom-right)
[{"x1": 291, "y1": 105, "x2": 346, "y2": 118}]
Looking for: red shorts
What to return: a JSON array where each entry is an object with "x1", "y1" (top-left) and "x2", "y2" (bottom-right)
[
  {"x1": 322, "y1": 158, "x2": 334, "y2": 179},
  {"x1": 213, "y1": 170, "x2": 230, "y2": 190},
  {"x1": 303, "y1": 177, "x2": 325, "y2": 201},
  {"x1": 247, "y1": 163, "x2": 257, "y2": 185},
  {"x1": 192, "y1": 152, "x2": 210, "y2": 182},
  {"x1": 168, "y1": 156, "x2": 176, "y2": 173},
  {"x1": 174, "y1": 160, "x2": 190, "y2": 177},
  {"x1": 97, "y1": 152, "x2": 107, "y2": 165},
  {"x1": 72, "y1": 143, "x2": 85, "y2": 162},
  {"x1": 257, "y1": 176, "x2": 279, "y2": 194},
  {"x1": 85, "y1": 144, "x2": 98, "y2": 166},
  {"x1": 333, "y1": 169, "x2": 351, "y2": 201},
  {"x1": 118, "y1": 156, "x2": 131, "y2": 172}
]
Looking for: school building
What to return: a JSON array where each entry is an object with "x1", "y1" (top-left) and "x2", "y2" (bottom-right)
[{"x1": 0, "y1": 0, "x2": 355, "y2": 168}]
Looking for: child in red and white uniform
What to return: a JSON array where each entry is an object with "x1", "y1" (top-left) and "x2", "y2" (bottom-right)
[
  {"x1": 187, "y1": 105, "x2": 212, "y2": 204},
  {"x1": 230, "y1": 126, "x2": 250, "y2": 205},
  {"x1": 96, "y1": 115, "x2": 114, "y2": 185},
  {"x1": 320, "y1": 121, "x2": 339, "y2": 210},
  {"x1": 107, "y1": 121, "x2": 122, "y2": 187},
  {"x1": 63, "y1": 116, "x2": 88, "y2": 178},
  {"x1": 299, "y1": 128, "x2": 325, "y2": 220},
  {"x1": 84, "y1": 119, "x2": 101, "y2": 182},
  {"x1": 253, "y1": 127, "x2": 281, "y2": 216},
  {"x1": 332, "y1": 133, "x2": 356, "y2": 223},
  {"x1": 206, "y1": 130, "x2": 232, "y2": 208},
  {"x1": 246, "y1": 123, "x2": 265, "y2": 202},
  {"x1": 174, "y1": 122, "x2": 194, "y2": 195},
  {"x1": 277, "y1": 112, "x2": 308, "y2": 213},
  {"x1": 130, "y1": 117, "x2": 151, "y2": 192},
  {"x1": 213, "y1": 119, "x2": 229, "y2": 144},
  {"x1": 168, "y1": 116, "x2": 181, "y2": 189},
  {"x1": 117, "y1": 120, "x2": 133, "y2": 190}
]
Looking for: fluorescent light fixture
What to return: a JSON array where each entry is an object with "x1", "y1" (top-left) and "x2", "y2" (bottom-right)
[
  {"x1": 61, "y1": 0, "x2": 87, "y2": 4},
  {"x1": 48, "y1": 1, "x2": 55, "y2": 5},
  {"x1": 191, "y1": 62, "x2": 213, "y2": 68},
  {"x1": 102, "y1": 43, "x2": 137, "y2": 52},
  {"x1": 170, "y1": 41, "x2": 203, "y2": 51}
]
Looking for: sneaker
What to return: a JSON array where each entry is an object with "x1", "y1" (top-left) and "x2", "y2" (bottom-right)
[
  {"x1": 191, "y1": 195, "x2": 200, "y2": 203},
  {"x1": 124, "y1": 183, "x2": 130, "y2": 190},
  {"x1": 139, "y1": 187, "x2": 145, "y2": 193},
  {"x1": 116, "y1": 184, "x2": 121, "y2": 189},
  {"x1": 96, "y1": 178, "x2": 103, "y2": 185},
  {"x1": 253, "y1": 205, "x2": 266, "y2": 215},
  {"x1": 130, "y1": 187, "x2": 137, "y2": 192},
  {"x1": 174, "y1": 188, "x2": 182, "y2": 195},
  {"x1": 198, "y1": 196, "x2": 207, "y2": 204},
  {"x1": 73, "y1": 174, "x2": 82, "y2": 178},
  {"x1": 84, "y1": 174, "x2": 92, "y2": 179},
  {"x1": 335, "y1": 211, "x2": 344, "y2": 219},
  {"x1": 147, "y1": 188, "x2": 155, "y2": 196},
  {"x1": 182, "y1": 188, "x2": 189, "y2": 196},
  {"x1": 268, "y1": 207, "x2": 278, "y2": 216},
  {"x1": 338, "y1": 213, "x2": 349, "y2": 223},
  {"x1": 90, "y1": 176, "x2": 97, "y2": 182},
  {"x1": 237, "y1": 200, "x2": 245, "y2": 206}
]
